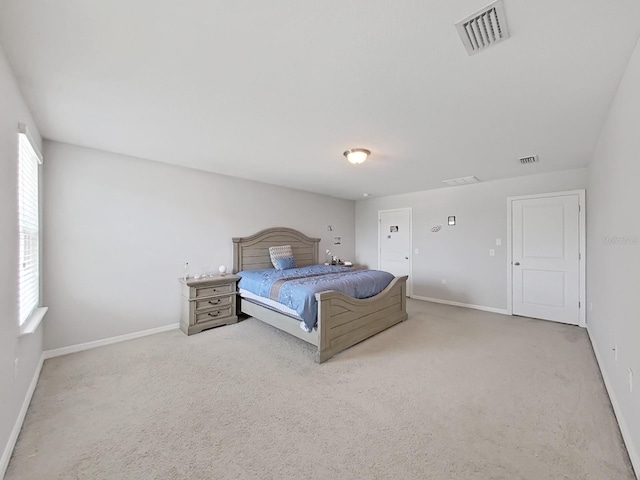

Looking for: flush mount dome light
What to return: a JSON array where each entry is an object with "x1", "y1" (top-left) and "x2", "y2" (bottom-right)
[{"x1": 344, "y1": 148, "x2": 370, "y2": 165}]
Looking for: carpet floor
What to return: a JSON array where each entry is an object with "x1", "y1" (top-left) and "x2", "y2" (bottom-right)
[{"x1": 6, "y1": 299, "x2": 635, "y2": 479}]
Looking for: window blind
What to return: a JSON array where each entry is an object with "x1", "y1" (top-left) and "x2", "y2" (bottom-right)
[{"x1": 18, "y1": 126, "x2": 42, "y2": 326}]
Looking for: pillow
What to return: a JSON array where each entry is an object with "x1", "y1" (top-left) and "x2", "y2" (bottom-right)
[
  {"x1": 269, "y1": 245, "x2": 297, "y2": 270},
  {"x1": 273, "y1": 256, "x2": 297, "y2": 270}
]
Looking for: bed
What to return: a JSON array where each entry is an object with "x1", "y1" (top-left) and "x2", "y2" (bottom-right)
[{"x1": 232, "y1": 227, "x2": 408, "y2": 363}]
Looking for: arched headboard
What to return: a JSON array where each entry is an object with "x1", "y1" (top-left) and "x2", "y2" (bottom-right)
[{"x1": 232, "y1": 227, "x2": 320, "y2": 273}]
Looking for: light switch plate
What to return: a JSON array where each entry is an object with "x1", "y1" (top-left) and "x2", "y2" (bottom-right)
[
  {"x1": 496, "y1": 239, "x2": 502, "y2": 246},
  {"x1": 489, "y1": 249, "x2": 496, "y2": 257}
]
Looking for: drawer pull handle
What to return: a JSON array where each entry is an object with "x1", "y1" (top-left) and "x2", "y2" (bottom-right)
[
  {"x1": 208, "y1": 300, "x2": 220, "y2": 305},
  {"x1": 208, "y1": 312, "x2": 220, "y2": 317}
]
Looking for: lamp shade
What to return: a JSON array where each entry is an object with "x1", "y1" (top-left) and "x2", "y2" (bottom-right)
[{"x1": 344, "y1": 148, "x2": 370, "y2": 165}]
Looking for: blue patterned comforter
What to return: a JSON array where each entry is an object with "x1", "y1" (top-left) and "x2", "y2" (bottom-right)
[{"x1": 237, "y1": 265, "x2": 395, "y2": 330}]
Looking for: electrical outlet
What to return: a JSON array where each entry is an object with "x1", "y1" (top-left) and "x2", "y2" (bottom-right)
[
  {"x1": 441, "y1": 279, "x2": 447, "y2": 285},
  {"x1": 414, "y1": 248, "x2": 419, "y2": 255},
  {"x1": 629, "y1": 368, "x2": 633, "y2": 393}
]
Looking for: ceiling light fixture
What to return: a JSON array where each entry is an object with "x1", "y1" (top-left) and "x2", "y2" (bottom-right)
[{"x1": 344, "y1": 148, "x2": 371, "y2": 165}]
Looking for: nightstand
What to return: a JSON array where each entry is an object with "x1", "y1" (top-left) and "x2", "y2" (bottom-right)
[{"x1": 179, "y1": 274, "x2": 240, "y2": 335}]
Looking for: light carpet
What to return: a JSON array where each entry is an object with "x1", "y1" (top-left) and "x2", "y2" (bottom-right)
[{"x1": 6, "y1": 299, "x2": 635, "y2": 479}]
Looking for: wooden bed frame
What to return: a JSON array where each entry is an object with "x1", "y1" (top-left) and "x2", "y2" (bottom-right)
[{"x1": 232, "y1": 227, "x2": 408, "y2": 363}]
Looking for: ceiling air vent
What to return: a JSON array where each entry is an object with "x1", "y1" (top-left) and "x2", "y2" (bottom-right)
[
  {"x1": 455, "y1": 0, "x2": 510, "y2": 56},
  {"x1": 519, "y1": 155, "x2": 539, "y2": 164},
  {"x1": 442, "y1": 176, "x2": 480, "y2": 187}
]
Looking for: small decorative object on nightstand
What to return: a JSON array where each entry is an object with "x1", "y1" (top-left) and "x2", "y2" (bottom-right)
[{"x1": 178, "y1": 274, "x2": 240, "y2": 335}]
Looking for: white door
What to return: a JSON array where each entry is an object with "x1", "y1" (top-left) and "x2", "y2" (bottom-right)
[
  {"x1": 512, "y1": 194, "x2": 580, "y2": 325},
  {"x1": 379, "y1": 208, "x2": 412, "y2": 296}
]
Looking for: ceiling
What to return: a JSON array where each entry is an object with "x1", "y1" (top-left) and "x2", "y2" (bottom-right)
[{"x1": 1, "y1": 1, "x2": 639, "y2": 200}]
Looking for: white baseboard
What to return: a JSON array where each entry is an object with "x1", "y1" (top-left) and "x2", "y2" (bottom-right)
[
  {"x1": 587, "y1": 327, "x2": 639, "y2": 479},
  {"x1": 0, "y1": 352, "x2": 44, "y2": 479},
  {"x1": 410, "y1": 295, "x2": 509, "y2": 315},
  {"x1": 44, "y1": 323, "x2": 179, "y2": 360}
]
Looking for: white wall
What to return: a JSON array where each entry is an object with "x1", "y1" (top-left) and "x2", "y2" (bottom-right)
[
  {"x1": 355, "y1": 169, "x2": 587, "y2": 310},
  {"x1": 0, "y1": 47, "x2": 44, "y2": 474},
  {"x1": 587, "y1": 37, "x2": 640, "y2": 471},
  {"x1": 42, "y1": 141, "x2": 355, "y2": 350}
]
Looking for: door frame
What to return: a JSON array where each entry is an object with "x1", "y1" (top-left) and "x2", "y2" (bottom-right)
[
  {"x1": 506, "y1": 190, "x2": 586, "y2": 327},
  {"x1": 378, "y1": 207, "x2": 413, "y2": 297}
]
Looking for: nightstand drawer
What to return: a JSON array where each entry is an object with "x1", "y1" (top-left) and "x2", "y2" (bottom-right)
[
  {"x1": 195, "y1": 306, "x2": 233, "y2": 324},
  {"x1": 195, "y1": 283, "x2": 234, "y2": 298},
  {"x1": 195, "y1": 295, "x2": 233, "y2": 311}
]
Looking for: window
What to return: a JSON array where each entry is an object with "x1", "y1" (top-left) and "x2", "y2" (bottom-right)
[{"x1": 17, "y1": 123, "x2": 43, "y2": 326}]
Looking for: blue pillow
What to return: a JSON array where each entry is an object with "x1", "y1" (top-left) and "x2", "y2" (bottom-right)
[{"x1": 273, "y1": 256, "x2": 297, "y2": 270}]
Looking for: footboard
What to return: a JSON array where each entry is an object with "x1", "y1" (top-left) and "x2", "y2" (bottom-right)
[{"x1": 314, "y1": 276, "x2": 408, "y2": 363}]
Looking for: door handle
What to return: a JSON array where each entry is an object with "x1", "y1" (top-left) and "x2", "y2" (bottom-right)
[
  {"x1": 514, "y1": 262, "x2": 520, "y2": 266},
  {"x1": 405, "y1": 257, "x2": 409, "y2": 260}
]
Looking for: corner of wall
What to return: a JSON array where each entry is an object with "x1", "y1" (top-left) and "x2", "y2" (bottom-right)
[{"x1": 0, "y1": 353, "x2": 45, "y2": 479}]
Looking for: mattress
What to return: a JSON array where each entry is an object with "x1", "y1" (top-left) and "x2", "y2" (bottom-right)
[{"x1": 238, "y1": 288, "x2": 301, "y2": 319}]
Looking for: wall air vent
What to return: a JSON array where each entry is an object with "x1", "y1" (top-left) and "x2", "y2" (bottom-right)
[
  {"x1": 455, "y1": 0, "x2": 510, "y2": 56},
  {"x1": 442, "y1": 176, "x2": 480, "y2": 187},
  {"x1": 519, "y1": 155, "x2": 539, "y2": 164}
]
